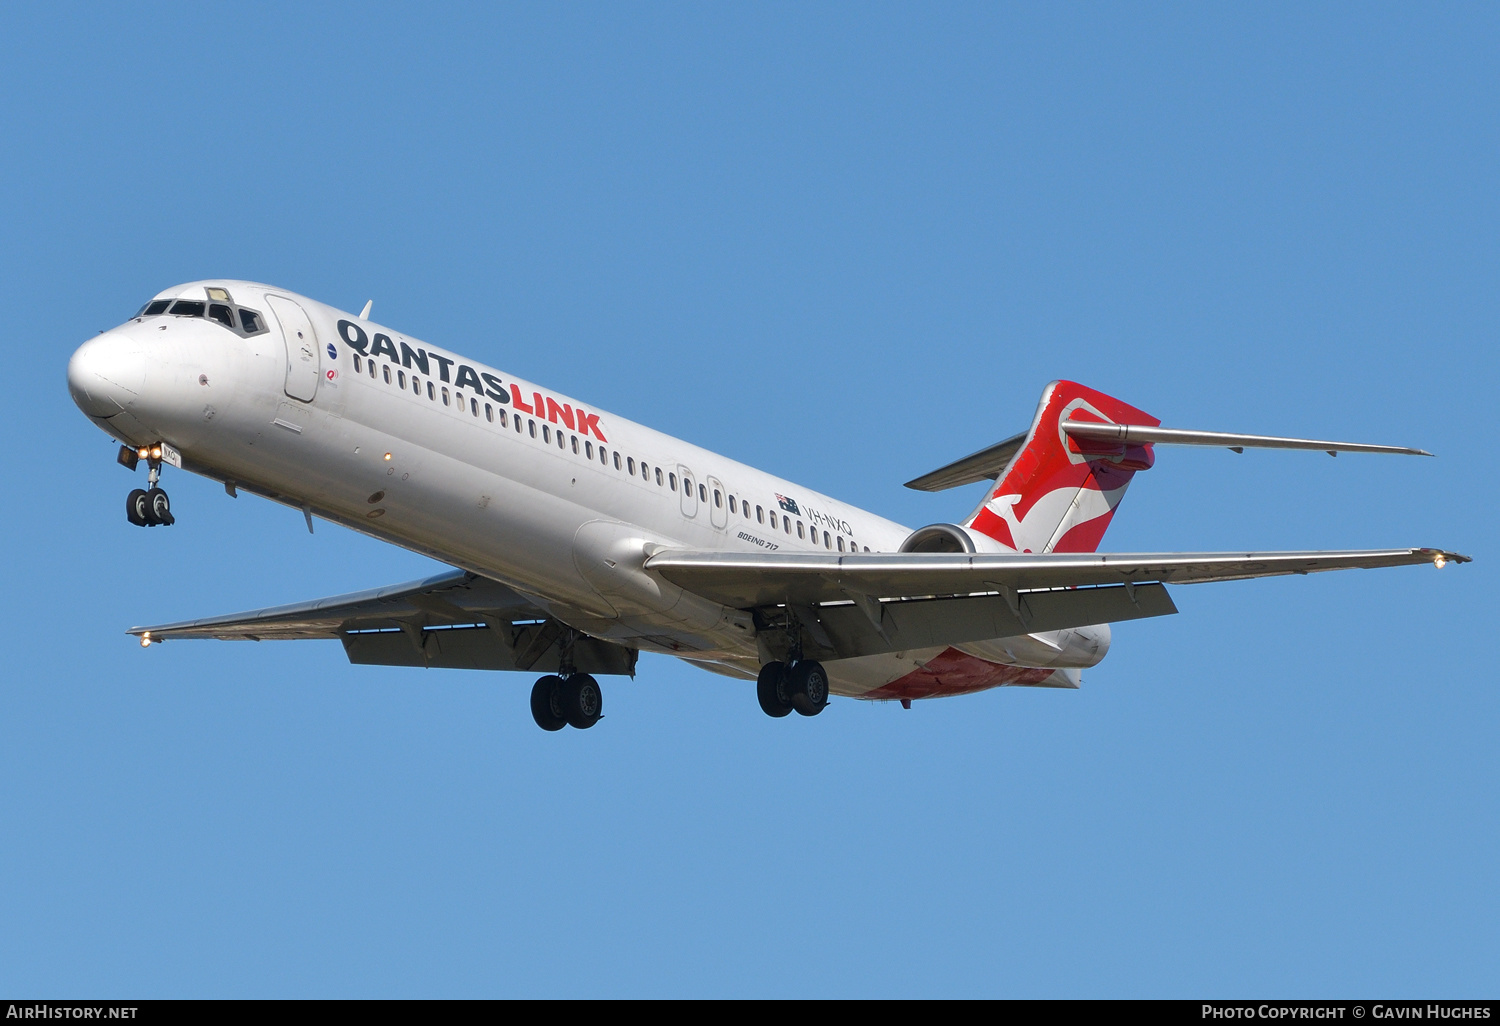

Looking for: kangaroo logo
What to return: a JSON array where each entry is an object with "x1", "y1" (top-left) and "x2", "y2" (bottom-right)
[{"x1": 983, "y1": 484, "x2": 1122, "y2": 553}]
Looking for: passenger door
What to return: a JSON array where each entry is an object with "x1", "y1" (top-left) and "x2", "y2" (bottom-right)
[
  {"x1": 678, "y1": 465, "x2": 698, "y2": 518},
  {"x1": 267, "y1": 295, "x2": 320, "y2": 402}
]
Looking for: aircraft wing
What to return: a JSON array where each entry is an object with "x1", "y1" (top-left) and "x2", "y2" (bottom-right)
[
  {"x1": 128, "y1": 569, "x2": 543, "y2": 640},
  {"x1": 128, "y1": 570, "x2": 638, "y2": 676},
  {"x1": 645, "y1": 547, "x2": 1469, "y2": 609}
]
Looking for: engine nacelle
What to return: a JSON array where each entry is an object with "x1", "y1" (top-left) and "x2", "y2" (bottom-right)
[{"x1": 898, "y1": 522, "x2": 1010, "y2": 554}]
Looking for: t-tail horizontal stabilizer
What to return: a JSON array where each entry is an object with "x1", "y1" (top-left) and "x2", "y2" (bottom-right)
[
  {"x1": 1060, "y1": 421, "x2": 1433, "y2": 458},
  {"x1": 907, "y1": 407, "x2": 1433, "y2": 493}
]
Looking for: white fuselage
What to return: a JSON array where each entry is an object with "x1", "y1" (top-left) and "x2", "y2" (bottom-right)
[{"x1": 68, "y1": 281, "x2": 1105, "y2": 697}]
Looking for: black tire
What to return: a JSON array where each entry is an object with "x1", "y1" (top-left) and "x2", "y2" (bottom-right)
[
  {"x1": 788, "y1": 660, "x2": 829, "y2": 716},
  {"x1": 530, "y1": 675, "x2": 567, "y2": 731},
  {"x1": 126, "y1": 489, "x2": 149, "y2": 527},
  {"x1": 756, "y1": 662, "x2": 793, "y2": 718},
  {"x1": 146, "y1": 487, "x2": 173, "y2": 526},
  {"x1": 560, "y1": 673, "x2": 603, "y2": 729}
]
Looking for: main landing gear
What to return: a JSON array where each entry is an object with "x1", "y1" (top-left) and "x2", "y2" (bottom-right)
[
  {"x1": 119, "y1": 444, "x2": 174, "y2": 527},
  {"x1": 757, "y1": 660, "x2": 829, "y2": 718},
  {"x1": 530, "y1": 673, "x2": 603, "y2": 731}
]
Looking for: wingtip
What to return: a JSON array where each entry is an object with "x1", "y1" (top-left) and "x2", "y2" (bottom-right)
[{"x1": 1420, "y1": 548, "x2": 1472, "y2": 567}]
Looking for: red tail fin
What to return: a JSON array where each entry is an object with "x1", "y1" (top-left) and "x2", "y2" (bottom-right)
[{"x1": 965, "y1": 381, "x2": 1159, "y2": 553}]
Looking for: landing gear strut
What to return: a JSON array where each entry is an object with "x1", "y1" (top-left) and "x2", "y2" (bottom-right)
[
  {"x1": 120, "y1": 444, "x2": 174, "y2": 527},
  {"x1": 755, "y1": 609, "x2": 829, "y2": 718}
]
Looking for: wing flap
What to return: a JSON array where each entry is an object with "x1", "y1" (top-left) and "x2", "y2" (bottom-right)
[
  {"x1": 645, "y1": 548, "x2": 1468, "y2": 609},
  {"x1": 342, "y1": 626, "x2": 637, "y2": 676},
  {"x1": 797, "y1": 583, "x2": 1177, "y2": 661}
]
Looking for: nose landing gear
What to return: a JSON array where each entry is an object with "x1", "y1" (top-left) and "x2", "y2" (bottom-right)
[{"x1": 119, "y1": 444, "x2": 175, "y2": 527}]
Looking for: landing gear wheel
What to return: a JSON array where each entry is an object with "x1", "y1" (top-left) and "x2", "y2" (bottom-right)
[
  {"x1": 787, "y1": 660, "x2": 829, "y2": 716},
  {"x1": 530, "y1": 675, "x2": 567, "y2": 731},
  {"x1": 145, "y1": 487, "x2": 173, "y2": 526},
  {"x1": 560, "y1": 673, "x2": 602, "y2": 729},
  {"x1": 756, "y1": 662, "x2": 793, "y2": 718},
  {"x1": 126, "y1": 488, "x2": 149, "y2": 527}
]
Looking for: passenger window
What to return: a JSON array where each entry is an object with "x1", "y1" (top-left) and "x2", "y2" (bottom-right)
[
  {"x1": 699, "y1": 483, "x2": 707, "y2": 502},
  {"x1": 864, "y1": 546, "x2": 870, "y2": 552},
  {"x1": 824, "y1": 531, "x2": 831, "y2": 549},
  {"x1": 383, "y1": 366, "x2": 391, "y2": 384},
  {"x1": 585, "y1": 441, "x2": 593, "y2": 459},
  {"x1": 627, "y1": 457, "x2": 635, "y2": 475},
  {"x1": 208, "y1": 303, "x2": 234, "y2": 328},
  {"x1": 669, "y1": 473, "x2": 677, "y2": 490},
  {"x1": 542, "y1": 424, "x2": 551, "y2": 442},
  {"x1": 757, "y1": 505, "x2": 764, "y2": 523},
  {"x1": 784, "y1": 518, "x2": 792, "y2": 534},
  {"x1": 728, "y1": 496, "x2": 736, "y2": 513},
  {"x1": 797, "y1": 522, "x2": 804, "y2": 539},
  {"x1": 499, "y1": 409, "x2": 508, "y2": 426},
  {"x1": 428, "y1": 382, "x2": 436, "y2": 400},
  {"x1": 656, "y1": 468, "x2": 663, "y2": 486},
  {"x1": 145, "y1": 300, "x2": 171, "y2": 316},
  {"x1": 559, "y1": 432, "x2": 567, "y2": 450},
  {"x1": 602, "y1": 448, "x2": 609, "y2": 466},
  {"x1": 398, "y1": 370, "x2": 406, "y2": 388},
  {"x1": 471, "y1": 398, "x2": 479, "y2": 416},
  {"x1": 369, "y1": 359, "x2": 376, "y2": 378},
  {"x1": 837, "y1": 536, "x2": 845, "y2": 552},
  {"x1": 353, "y1": 355, "x2": 363, "y2": 373},
  {"x1": 239, "y1": 309, "x2": 261, "y2": 332},
  {"x1": 170, "y1": 300, "x2": 205, "y2": 317},
  {"x1": 713, "y1": 488, "x2": 721, "y2": 507},
  {"x1": 485, "y1": 404, "x2": 493, "y2": 422},
  {"x1": 571, "y1": 435, "x2": 579, "y2": 453},
  {"x1": 529, "y1": 420, "x2": 537, "y2": 438},
  {"x1": 441, "y1": 387, "x2": 449, "y2": 406}
]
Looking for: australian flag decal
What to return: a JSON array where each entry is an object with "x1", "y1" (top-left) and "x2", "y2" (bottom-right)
[{"x1": 776, "y1": 494, "x2": 800, "y2": 515}]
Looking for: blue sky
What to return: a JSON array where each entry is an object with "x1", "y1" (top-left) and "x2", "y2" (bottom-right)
[{"x1": 1, "y1": 3, "x2": 1494, "y2": 997}]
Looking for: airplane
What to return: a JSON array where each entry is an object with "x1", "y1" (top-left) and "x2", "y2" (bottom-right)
[{"x1": 66, "y1": 280, "x2": 1469, "y2": 731}]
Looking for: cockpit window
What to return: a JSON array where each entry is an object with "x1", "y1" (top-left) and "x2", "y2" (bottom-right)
[
  {"x1": 144, "y1": 300, "x2": 171, "y2": 316},
  {"x1": 170, "y1": 300, "x2": 205, "y2": 317},
  {"x1": 208, "y1": 304, "x2": 235, "y2": 328},
  {"x1": 239, "y1": 309, "x2": 262, "y2": 333}
]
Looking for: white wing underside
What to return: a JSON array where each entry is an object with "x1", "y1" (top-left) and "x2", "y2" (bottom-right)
[{"x1": 643, "y1": 547, "x2": 1467, "y2": 609}]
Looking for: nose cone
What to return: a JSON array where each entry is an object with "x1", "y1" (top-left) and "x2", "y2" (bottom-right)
[{"x1": 68, "y1": 332, "x2": 146, "y2": 418}]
